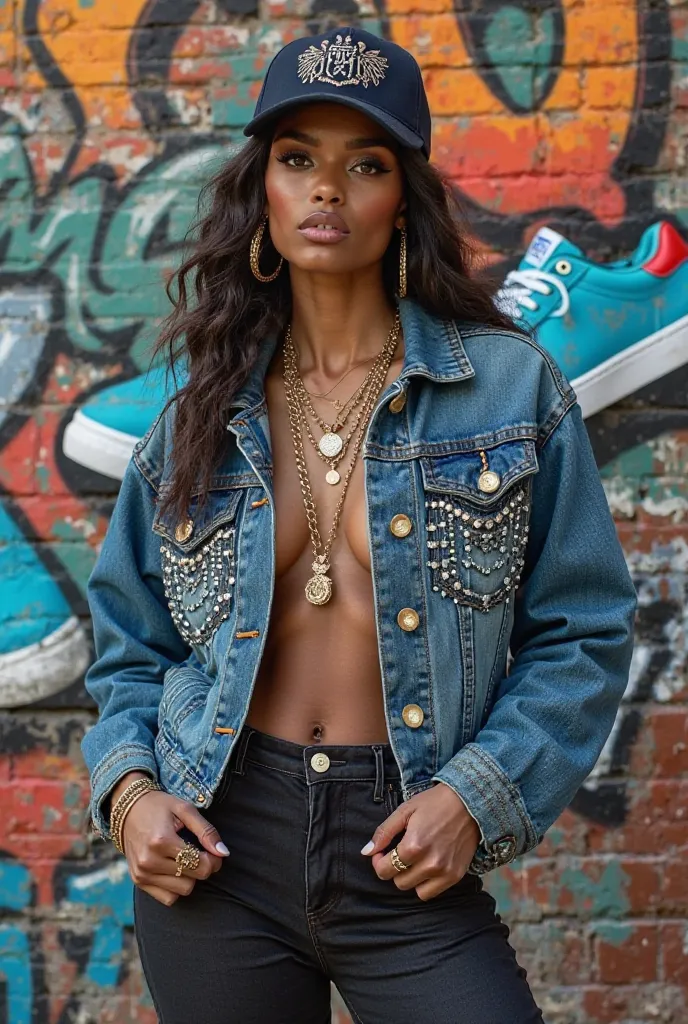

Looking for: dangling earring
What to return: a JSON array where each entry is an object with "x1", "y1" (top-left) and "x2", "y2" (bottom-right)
[
  {"x1": 398, "y1": 226, "x2": 407, "y2": 299},
  {"x1": 250, "y1": 216, "x2": 283, "y2": 282}
]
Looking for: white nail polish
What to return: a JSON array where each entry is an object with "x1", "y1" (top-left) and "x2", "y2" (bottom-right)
[
  {"x1": 216, "y1": 841, "x2": 230, "y2": 855},
  {"x1": 360, "y1": 841, "x2": 375, "y2": 855}
]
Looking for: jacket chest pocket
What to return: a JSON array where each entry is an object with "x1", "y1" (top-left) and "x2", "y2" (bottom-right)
[
  {"x1": 420, "y1": 439, "x2": 538, "y2": 613},
  {"x1": 152, "y1": 489, "x2": 243, "y2": 646}
]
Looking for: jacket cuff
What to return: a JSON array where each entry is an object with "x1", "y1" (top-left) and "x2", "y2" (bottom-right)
[
  {"x1": 89, "y1": 743, "x2": 159, "y2": 840},
  {"x1": 432, "y1": 742, "x2": 539, "y2": 875}
]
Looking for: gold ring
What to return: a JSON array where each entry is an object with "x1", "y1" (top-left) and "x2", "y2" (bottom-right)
[
  {"x1": 175, "y1": 841, "x2": 201, "y2": 877},
  {"x1": 390, "y1": 846, "x2": 410, "y2": 872}
]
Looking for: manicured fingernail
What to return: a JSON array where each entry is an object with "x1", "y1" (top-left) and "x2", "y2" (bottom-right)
[
  {"x1": 360, "y1": 841, "x2": 375, "y2": 855},
  {"x1": 215, "y1": 841, "x2": 230, "y2": 855}
]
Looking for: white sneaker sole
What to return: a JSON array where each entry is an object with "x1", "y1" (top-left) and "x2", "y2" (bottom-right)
[
  {"x1": 574, "y1": 312, "x2": 688, "y2": 419},
  {"x1": 63, "y1": 410, "x2": 139, "y2": 480},
  {"x1": 0, "y1": 616, "x2": 90, "y2": 708}
]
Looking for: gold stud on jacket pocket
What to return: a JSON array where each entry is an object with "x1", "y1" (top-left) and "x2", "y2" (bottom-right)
[
  {"x1": 478, "y1": 471, "x2": 500, "y2": 494},
  {"x1": 477, "y1": 450, "x2": 500, "y2": 494},
  {"x1": 175, "y1": 518, "x2": 194, "y2": 543}
]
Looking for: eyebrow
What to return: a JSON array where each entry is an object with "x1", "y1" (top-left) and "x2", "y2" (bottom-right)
[
  {"x1": 346, "y1": 136, "x2": 393, "y2": 150},
  {"x1": 274, "y1": 129, "x2": 393, "y2": 151}
]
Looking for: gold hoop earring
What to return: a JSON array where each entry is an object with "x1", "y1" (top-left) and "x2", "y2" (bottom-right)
[
  {"x1": 250, "y1": 217, "x2": 283, "y2": 282},
  {"x1": 398, "y1": 227, "x2": 407, "y2": 299}
]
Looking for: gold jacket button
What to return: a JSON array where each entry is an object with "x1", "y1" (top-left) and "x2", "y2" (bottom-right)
[
  {"x1": 397, "y1": 608, "x2": 420, "y2": 632},
  {"x1": 402, "y1": 704, "x2": 424, "y2": 728},
  {"x1": 390, "y1": 514, "x2": 413, "y2": 538},
  {"x1": 310, "y1": 752, "x2": 330, "y2": 773},
  {"x1": 389, "y1": 392, "x2": 406, "y2": 414},
  {"x1": 478, "y1": 470, "x2": 501, "y2": 494},
  {"x1": 175, "y1": 518, "x2": 194, "y2": 543}
]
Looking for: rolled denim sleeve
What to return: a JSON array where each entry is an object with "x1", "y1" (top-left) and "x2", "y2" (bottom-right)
[
  {"x1": 81, "y1": 457, "x2": 190, "y2": 839},
  {"x1": 433, "y1": 402, "x2": 637, "y2": 873}
]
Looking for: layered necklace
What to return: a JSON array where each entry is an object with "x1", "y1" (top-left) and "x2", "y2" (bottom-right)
[{"x1": 282, "y1": 311, "x2": 401, "y2": 605}]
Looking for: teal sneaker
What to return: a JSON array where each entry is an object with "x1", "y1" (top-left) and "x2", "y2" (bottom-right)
[
  {"x1": 0, "y1": 502, "x2": 90, "y2": 707},
  {"x1": 63, "y1": 366, "x2": 184, "y2": 480},
  {"x1": 497, "y1": 221, "x2": 688, "y2": 418}
]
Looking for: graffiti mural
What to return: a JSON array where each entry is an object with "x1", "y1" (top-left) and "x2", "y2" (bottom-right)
[{"x1": 0, "y1": 0, "x2": 686, "y2": 1020}]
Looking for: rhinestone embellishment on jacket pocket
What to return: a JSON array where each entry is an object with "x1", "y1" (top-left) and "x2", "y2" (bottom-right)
[
  {"x1": 160, "y1": 527, "x2": 236, "y2": 644},
  {"x1": 425, "y1": 487, "x2": 530, "y2": 612}
]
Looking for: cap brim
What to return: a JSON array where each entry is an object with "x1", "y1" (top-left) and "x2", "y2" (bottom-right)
[{"x1": 244, "y1": 94, "x2": 427, "y2": 156}]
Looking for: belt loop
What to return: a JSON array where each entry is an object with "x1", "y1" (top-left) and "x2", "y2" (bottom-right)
[
  {"x1": 233, "y1": 726, "x2": 252, "y2": 776},
  {"x1": 372, "y1": 745, "x2": 385, "y2": 803}
]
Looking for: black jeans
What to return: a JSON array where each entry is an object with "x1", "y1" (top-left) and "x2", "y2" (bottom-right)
[{"x1": 134, "y1": 727, "x2": 544, "y2": 1024}]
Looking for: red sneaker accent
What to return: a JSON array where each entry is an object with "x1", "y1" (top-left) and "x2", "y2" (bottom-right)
[{"x1": 644, "y1": 222, "x2": 688, "y2": 277}]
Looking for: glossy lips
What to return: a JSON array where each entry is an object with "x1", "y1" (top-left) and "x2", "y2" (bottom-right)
[{"x1": 298, "y1": 211, "x2": 350, "y2": 244}]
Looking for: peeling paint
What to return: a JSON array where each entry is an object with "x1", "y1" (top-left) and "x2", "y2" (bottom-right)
[{"x1": 559, "y1": 861, "x2": 631, "y2": 918}]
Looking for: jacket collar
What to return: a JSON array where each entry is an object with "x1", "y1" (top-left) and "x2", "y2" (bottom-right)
[
  {"x1": 228, "y1": 298, "x2": 475, "y2": 420},
  {"x1": 397, "y1": 299, "x2": 475, "y2": 383}
]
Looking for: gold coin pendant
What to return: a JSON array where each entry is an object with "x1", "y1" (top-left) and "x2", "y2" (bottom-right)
[
  {"x1": 325, "y1": 469, "x2": 341, "y2": 486},
  {"x1": 305, "y1": 573, "x2": 333, "y2": 605},
  {"x1": 319, "y1": 432, "x2": 343, "y2": 458}
]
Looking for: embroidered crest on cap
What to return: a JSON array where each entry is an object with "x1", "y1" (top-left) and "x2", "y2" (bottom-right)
[{"x1": 297, "y1": 34, "x2": 388, "y2": 89}]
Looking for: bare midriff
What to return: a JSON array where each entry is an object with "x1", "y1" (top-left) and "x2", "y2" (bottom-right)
[{"x1": 246, "y1": 347, "x2": 405, "y2": 747}]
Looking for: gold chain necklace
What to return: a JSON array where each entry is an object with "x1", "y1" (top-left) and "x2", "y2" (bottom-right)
[
  {"x1": 299, "y1": 353, "x2": 378, "y2": 409},
  {"x1": 285, "y1": 367, "x2": 385, "y2": 485},
  {"x1": 288, "y1": 363, "x2": 376, "y2": 454},
  {"x1": 283, "y1": 330, "x2": 384, "y2": 437},
  {"x1": 283, "y1": 314, "x2": 400, "y2": 484},
  {"x1": 282, "y1": 312, "x2": 401, "y2": 605},
  {"x1": 284, "y1": 316, "x2": 400, "y2": 485}
]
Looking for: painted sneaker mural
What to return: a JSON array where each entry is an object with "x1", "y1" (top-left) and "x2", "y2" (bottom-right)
[
  {"x1": 0, "y1": 125, "x2": 226, "y2": 709},
  {"x1": 0, "y1": 501, "x2": 90, "y2": 707},
  {"x1": 0, "y1": 289, "x2": 90, "y2": 706},
  {"x1": 498, "y1": 221, "x2": 688, "y2": 418},
  {"x1": 63, "y1": 366, "x2": 184, "y2": 481}
]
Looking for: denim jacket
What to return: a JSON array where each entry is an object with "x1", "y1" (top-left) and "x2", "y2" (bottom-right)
[{"x1": 82, "y1": 298, "x2": 637, "y2": 875}]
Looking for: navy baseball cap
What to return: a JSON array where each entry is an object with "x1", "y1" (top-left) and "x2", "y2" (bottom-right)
[{"x1": 244, "y1": 27, "x2": 431, "y2": 159}]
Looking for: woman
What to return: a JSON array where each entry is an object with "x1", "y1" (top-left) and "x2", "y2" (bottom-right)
[{"x1": 81, "y1": 27, "x2": 636, "y2": 1024}]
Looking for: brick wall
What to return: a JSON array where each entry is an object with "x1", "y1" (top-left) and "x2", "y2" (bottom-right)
[{"x1": 0, "y1": 2, "x2": 686, "y2": 1021}]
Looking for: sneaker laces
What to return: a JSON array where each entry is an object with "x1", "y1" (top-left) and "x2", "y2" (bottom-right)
[{"x1": 496, "y1": 268, "x2": 571, "y2": 318}]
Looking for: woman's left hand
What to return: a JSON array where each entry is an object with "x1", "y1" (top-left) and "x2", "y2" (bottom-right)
[{"x1": 362, "y1": 783, "x2": 481, "y2": 900}]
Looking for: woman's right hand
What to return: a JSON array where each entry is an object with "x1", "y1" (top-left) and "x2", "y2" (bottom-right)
[{"x1": 111, "y1": 773, "x2": 228, "y2": 906}]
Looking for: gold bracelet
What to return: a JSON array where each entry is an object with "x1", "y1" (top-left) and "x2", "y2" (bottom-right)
[
  {"x1": 110, "y1": 779, "x2": 153, "y2": 852},
  {"x1": 110, "y1": 777, "x2": 161, "y2": 854},
  {"x1": 112, "y1": 780, "x2": 161, "y2": 854},
  {"x1": 110, "y1": 778, "x2": 159, "y2": 836},
  {"x1": 110, "y1": 778, "x2": 155, "y2": 832},
  {"x1": 115, "y1": 783, "x2": 161, "y2": 854}
]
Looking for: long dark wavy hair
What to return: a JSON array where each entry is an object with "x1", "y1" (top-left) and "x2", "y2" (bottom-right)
[{"x1": 154, "y1": 134, "x2": 518, "y2": 522}]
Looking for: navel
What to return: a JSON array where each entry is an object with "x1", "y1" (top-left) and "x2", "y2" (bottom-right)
[{"x1": 312, "y1": 724, "x2": 324, "y2": 743}]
